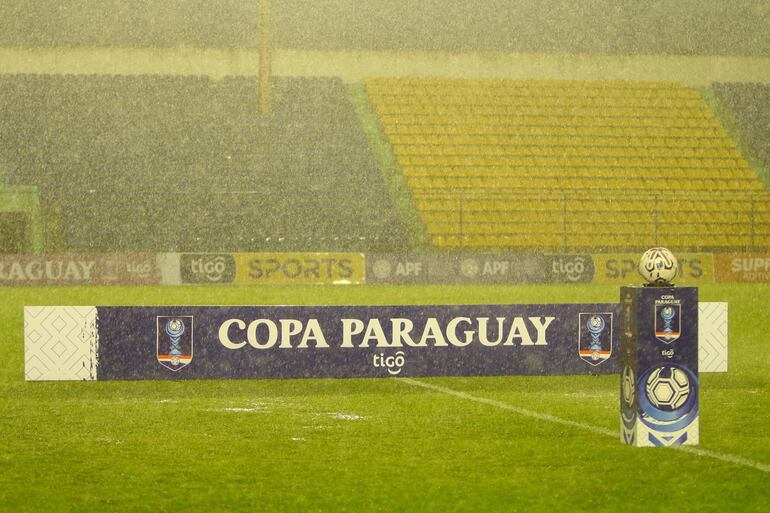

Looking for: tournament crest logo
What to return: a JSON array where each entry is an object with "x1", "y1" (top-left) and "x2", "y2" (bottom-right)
[
  {"x1": 156, "y1": 316, "x2": 194, "y2": 371},
  {"x1": 578, "y1": 313, "x2": 613, "y2": 366},
  {"x1": 655, "y1": 304, "x2": 681, "y2": 344}
]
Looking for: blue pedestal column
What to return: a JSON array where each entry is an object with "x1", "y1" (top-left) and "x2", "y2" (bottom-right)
[{"x1": 620, "y1": 286, "x2": 699, "y2": 447}]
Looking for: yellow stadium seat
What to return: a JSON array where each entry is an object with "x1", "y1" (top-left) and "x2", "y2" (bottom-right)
[{"x1": 371, "y1": 77, "x2": 770, "y2": 251}]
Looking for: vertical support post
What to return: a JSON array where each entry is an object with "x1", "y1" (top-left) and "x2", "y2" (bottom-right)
[
  {"x1": 459, "y1": 192, "x2": 464, "y2": 249},
  {"x1": 653, "y1": 194, "x2": 659, "y2": 246},
  {"x1": 28, "y1": 195, "x2": 44, "y2": 254},
  {"x1": 562, "y1": 192, "x2": 568, "y2": 252},
  {"x1": 750, "y1": 194, "x2": 755, "y2": 250},
  {"x1": 259, "y1": 0, "x2": 273, "y2": 116}
]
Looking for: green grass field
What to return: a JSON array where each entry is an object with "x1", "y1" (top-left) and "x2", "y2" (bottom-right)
[{"x1": 1, "y1": 284, "x2": 769, "y2": 512}]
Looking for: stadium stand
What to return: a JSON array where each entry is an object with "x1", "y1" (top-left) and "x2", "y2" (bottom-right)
[
  {"x1": 0, "y1": 74, "x2": 406, "y2": 251},
  {"x1": 365, "y1": 78, "x2": 770, "y2": 251}
]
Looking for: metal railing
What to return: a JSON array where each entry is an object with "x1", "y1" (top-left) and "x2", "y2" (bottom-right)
[{"x1": 436, "y1": 191, "x2": 770, "y2": 252}]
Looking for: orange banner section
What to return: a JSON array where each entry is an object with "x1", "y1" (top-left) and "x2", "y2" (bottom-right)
[
  {"x1": 592, "y1": 253, "x2": 714, "y2": 285},
  {"x1": 715, "y1": 253, "x2": 770, "y2": 283}
]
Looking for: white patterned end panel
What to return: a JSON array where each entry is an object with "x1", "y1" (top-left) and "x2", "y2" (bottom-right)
[
  {"x1": 699, "y1": 302, "x2": 728, "y2": 373},
  {"x1": 25, "y1": 306, "x2": 98, "y2": 381}
]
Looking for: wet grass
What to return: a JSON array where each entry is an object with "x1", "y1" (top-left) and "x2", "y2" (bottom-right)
[{"x1": 0, "y1": 283, "x2": 768, "y2": 512}]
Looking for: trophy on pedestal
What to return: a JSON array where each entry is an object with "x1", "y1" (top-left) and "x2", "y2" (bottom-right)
[{"x1": 621, "y1": 248, "x2": 699, "y2": 447}]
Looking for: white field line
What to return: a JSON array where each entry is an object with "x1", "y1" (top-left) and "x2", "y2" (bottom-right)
[{"x1": 397, "y1": 378, "x2": 770, "y2": 474}]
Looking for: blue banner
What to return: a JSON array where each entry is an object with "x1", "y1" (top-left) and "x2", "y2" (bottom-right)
[{"x1": 24, "y1": 304, "x2": 620, "y2": 380}]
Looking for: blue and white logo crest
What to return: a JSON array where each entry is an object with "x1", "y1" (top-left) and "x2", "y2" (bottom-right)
[
  {"x1": 655, "y1": 304, "x2": 681, "y2": 344},
  {"x1": 156, "y1": 316, "x2": 194, "y2": 371},
  {"x1": 578, "y1": 313, "x2": 613, "y2": 366}
]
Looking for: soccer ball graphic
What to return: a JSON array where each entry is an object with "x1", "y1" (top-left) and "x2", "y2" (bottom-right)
[
  {"x1": 638, "y1": 247, "x2": 679, "y2": 286},
  {"x1": 645, "y1": 366, "x2": 690, "y2": 411},
  {"x1": 165, "y1": 319, "x2": 185, "y2": 337},
  {"x1": 588, "y1": 315, "x2": 605, "y2": 332}
]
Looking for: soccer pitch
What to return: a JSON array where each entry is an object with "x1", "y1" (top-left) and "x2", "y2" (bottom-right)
[{"x1": 1, "y1": 283, "x2": 768, "y2": 512}]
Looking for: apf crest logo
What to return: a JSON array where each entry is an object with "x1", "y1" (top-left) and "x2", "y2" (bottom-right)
[
  {"x1": 157, "y1": 316, "x2": 194, "y2": 371},
  {"x1": 578, "y1": 313, "x2": 613, "y2": 366},
  {"x1": 655, "y1": 304, "x2": 681, "y2": 344}
]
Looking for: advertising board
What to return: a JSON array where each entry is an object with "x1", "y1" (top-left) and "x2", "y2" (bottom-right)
[
  {"x1": 0, "y1": 253, "x2": 159, "y2": 286},
  {"x1": 234, "y1": 253, "x2": 365, "y2": 285},
  {"x1": 593, "y1": 253, "x2": 713, "y2": 285},
  {"x1": 25, "y1": 303, "x2": 727, "y2": 381},
  {"x1": 366, "y1": 254, "x2": 591, "y2": 284},
  {"x1": 180, "y1": 254, "x2": 236, "y2": 284},
  {"x1": 714, "y1": 253, "x2": 770, "y2": 283}
]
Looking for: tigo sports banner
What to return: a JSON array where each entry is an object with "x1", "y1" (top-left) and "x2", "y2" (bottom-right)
[
  {"x1": 180, "y1": 254, "x2": 236, "y2": 284},
  {"x1": 25, "y1": 303, "x2": 726, "y2": 381},
  {"x1": 592, "y1": 253, "x2": 713, "y2": 285},
  {"x1": 234, "y1": 253, "x2": 364, "y2": 285}
]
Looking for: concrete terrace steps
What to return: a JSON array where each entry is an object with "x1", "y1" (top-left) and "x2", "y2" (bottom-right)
[{"x1": 0, "y1": 74, "x2": 406, "y2": 251}]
